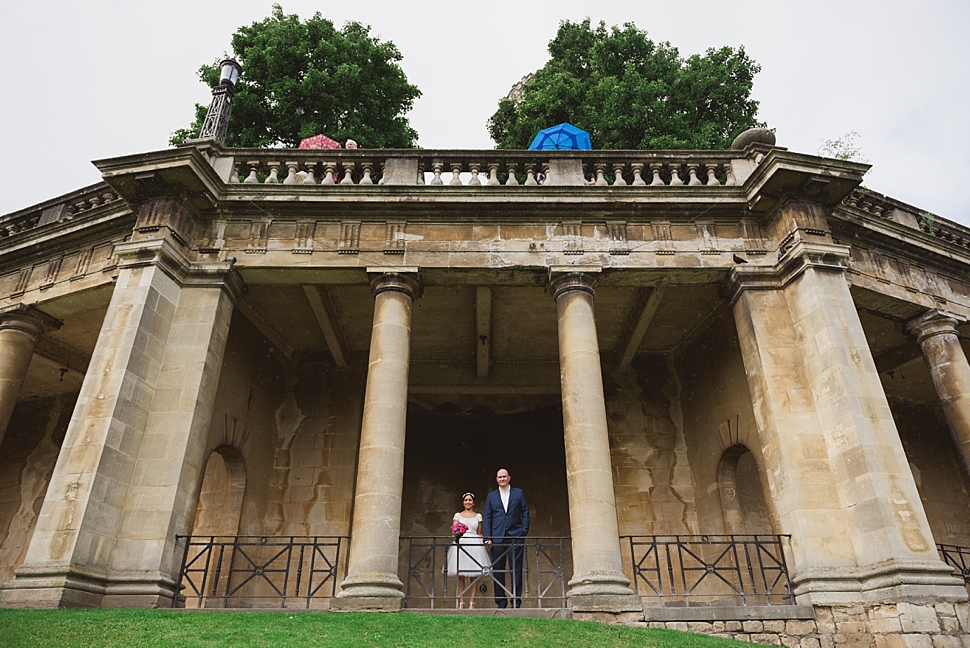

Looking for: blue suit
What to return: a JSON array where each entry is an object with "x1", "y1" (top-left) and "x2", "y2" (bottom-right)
[{"x1": 483, "y1": 487, "x2": 530, "y2": 608}]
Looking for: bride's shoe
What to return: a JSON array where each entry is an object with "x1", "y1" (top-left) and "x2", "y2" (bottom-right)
[
  {"x1": 458, "y1": 600, "x2": 465, "y2": 609},
  {"x1": 468, "y1": 601, "x2": 476, "y2": 609}
]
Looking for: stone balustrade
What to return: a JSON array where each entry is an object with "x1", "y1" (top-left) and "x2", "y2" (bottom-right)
[
  {"x1": 920, "y1": 215, "x2": 970, "y2": 249},
  {"x1": 0, "y1": 183, "x2": 121, "y2": 240},
  {"x1": 842, "y1": 187, "x2": 970, "y2": 251},
  {"x1": 221, "y1": 148, "x2": 768, "y2": 188}
]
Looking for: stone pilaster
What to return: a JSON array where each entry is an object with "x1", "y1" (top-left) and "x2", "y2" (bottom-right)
[
  {"x1": 725, "y1": 240, "x2": 965, "y2": 606},
  {"x1": 907, "y1": 310, "x2": 970, "y2": 480},
  {"x1": 549, "y1": 270, "x2": 643, "y2": 616},
  {"x1": 0, "y1": 238, "x2": 242, "y2": 608},
  {"x1": 0, "y1": 304, "x2": 60, "y2": 447},
  {"x1": 333, "y1": 270, "x2": 420, "y2": 611}
]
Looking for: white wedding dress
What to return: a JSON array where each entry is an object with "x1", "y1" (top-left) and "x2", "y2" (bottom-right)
[{"x1": 446, "y1": 513, "x2": 490, "y2": 576}]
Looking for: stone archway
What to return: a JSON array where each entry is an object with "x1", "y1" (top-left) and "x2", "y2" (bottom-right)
[
  {"x1": 717, "y1": 445, "x2": 772, "y2": 535},
  {"x1": 184, "y1": 445, "x2": 246, "y2": 608},
  {"x1": 192, "y1": 444, "x2": 246, "y2": 538}
]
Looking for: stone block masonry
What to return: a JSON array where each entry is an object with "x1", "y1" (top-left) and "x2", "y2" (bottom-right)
[{"x1": 631, "y1": 603, "x2": 970, "y2": 645}]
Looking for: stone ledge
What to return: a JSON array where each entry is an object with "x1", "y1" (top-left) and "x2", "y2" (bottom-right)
[{"x1": 642, "y1": 605, "x2": 815, "y2": 622}]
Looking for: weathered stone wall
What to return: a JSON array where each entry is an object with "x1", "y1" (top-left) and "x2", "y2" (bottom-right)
[
  {"x1": 265, "y1": 359, "x2": 365, "y2": 538},
  {"x1": 202, "y1": 311, "x2": 286, "y2": 537},
  {"x1": 890, "y1": 398, "x2": 970, "y2": 547},
  {"x1": 674, "y1": 311, "x2": 771, "y2": 536},
  {"x1": 0, "y1": 393, "x2": 76, "y2": 585},
  {"x1": 201, "y1": 312, "x2": 367, "y2": 540},
  {"x1": 605, "y1": 356, "x2": 698, "y2": 536}
]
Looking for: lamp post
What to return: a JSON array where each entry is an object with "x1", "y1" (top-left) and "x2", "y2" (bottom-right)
[{"x1": 198, "y1": 58, "x2": 242, "y2": 145}]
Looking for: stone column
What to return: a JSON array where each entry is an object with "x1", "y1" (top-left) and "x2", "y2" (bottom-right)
[
  {"x1": 550, "y1": 271, "x2": 642, "y2": 616},
  {"x1": 0, "y1": 238, "x2": 240, "y2": 608},
  {"x1": 727, "y1": 243, "x2": 965, "y2": 605},
  {"x1": 908, "y1": 310, "x2": 970, "y2": 479},
  {"x1": 0, "y1": 304, "x2": 60, "y2": 447},
  {"x1": 333, "y1": 271, "x2": 420, "y2": 611}
]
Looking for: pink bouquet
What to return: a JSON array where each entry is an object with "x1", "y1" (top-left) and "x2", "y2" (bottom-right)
[{"x1": 451, "y1": 520, "x2": 468, "y2": 543}]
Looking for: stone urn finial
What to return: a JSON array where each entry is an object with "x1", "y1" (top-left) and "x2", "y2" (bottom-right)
[{"x1": 731, "y1": 127, "x2": 776, "y2": 151}]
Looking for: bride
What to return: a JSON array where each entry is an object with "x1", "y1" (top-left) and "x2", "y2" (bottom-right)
[{"x1": 446, "y1": 492, "x2": 490, "y2": 609}]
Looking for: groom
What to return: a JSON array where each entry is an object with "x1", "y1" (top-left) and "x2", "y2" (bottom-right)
[{"x1": 483, "y1": 467, "x2": 530, "y2": 608}]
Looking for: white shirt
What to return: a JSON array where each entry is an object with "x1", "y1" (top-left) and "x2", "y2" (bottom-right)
[{"x1": 500, "y1": 485, "x2": 510, "y2": 512}]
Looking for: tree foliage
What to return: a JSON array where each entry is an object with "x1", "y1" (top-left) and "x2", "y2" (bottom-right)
[
  {"x1": 488, "y1": 20, "x2": 764, "y2": 150},
  {"x1": 171, "y1": 4, "x2": 421, "y2": 148}
]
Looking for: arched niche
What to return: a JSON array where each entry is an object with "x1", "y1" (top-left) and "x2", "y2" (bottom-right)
[
  {"x1": 717, "y1": 445, "x2": 772, "y2": 535},
  {"x1": 192, "y1": 444, "x2": 246, "y2": 538}
]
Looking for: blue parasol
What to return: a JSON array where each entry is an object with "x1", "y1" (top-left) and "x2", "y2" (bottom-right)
[{"x1": 528, "y1": 123, "x2": 592, "y2": 151}]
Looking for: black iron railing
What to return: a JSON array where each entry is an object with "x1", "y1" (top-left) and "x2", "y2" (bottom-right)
[
  {"x1": 938, "y1": 543, "x2": 970, "y2": 593},
  {"x1": 621, "y1": 534, "x2": 794, "y2": 607},
  {"x1": 400, "y1": 536, "x2": 567, "y2": 609},
  {"x1": 173, "y1": 535, "x2": 347, "y2": 609}
]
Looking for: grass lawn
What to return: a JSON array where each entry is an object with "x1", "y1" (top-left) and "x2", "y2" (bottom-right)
[{"x1": 0, "y1": 609, "x2": 771, "y2": 647}]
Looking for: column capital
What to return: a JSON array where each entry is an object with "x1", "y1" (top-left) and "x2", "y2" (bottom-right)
[
  {"x1": 367, "y1": 269, "x2": 421, "y2": 300},
  {"x1": 113, "y1": 238, "x2": 246, "y2": 303},
  {"x1": 548, "y1": 267, "x2": 601, "y2": 302},
  {"x1": 0, "y1": 303, "x2": 62, "y2": 337},
  {"x1": 720, "y1": 240, "x2": 850, "y2": 305},
  {"x1": 906, "y1": 309, "x2": 964, "y2": 343}
]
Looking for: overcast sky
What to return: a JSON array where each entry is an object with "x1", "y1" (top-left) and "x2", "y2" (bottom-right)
[{"x1": 1, "y1": 1, "x2": 967, "y2": 225}]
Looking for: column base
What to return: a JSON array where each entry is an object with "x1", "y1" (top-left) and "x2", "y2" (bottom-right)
[
  {"x1": 792, "y1": 559, "x2": 968, "y2": 606},
  {"x1": 331, "y1": 574, "x2": 405, "y2": 611},
  {"x1": 0, "y1": 568, "x2": 178, "y2": 609},
  {"x1": 567, "y1": 571, "x2": 644, "y2": 615}
]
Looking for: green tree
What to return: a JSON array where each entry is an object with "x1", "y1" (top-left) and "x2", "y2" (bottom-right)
[
  {"x1": 488, "y1": 19, "x2": 763, "y2": 150},
  {"x1": 170, "y1": 4, "x2": 421, "y2": 148}
]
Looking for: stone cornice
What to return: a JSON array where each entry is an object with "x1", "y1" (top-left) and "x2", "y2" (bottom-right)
[
  {"x1": 94, "y1": 146, "x2": 224, "y2": 217},
  {"x1": 721, "y1": 240, "x2": 851, "y2": 305},
  {"x1": 216, "y1": 184, "x2": 747, "y2": 223},
  {"x1": 743, "y1": 150, "x2": 869, "y2": 218}
]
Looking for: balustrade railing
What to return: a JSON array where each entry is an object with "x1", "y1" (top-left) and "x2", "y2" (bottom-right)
[
  {"x1": 842, "y1": 188, "x2": 970, "y2": 251},
  {"x1": 938, "y1": 543, "x2": 970, "y2": 594},
  {"x1": 219, "y1": 148, "x2": 766, "y2": 188},
  {"x1": 0, "y1": 183, "x2": 121, "y2": 240},
  {"x1": 173, "y1": 535, "x2": 347, "y2": 609},
  {"x1": 400, "y1": 535, "x2": 567, "y2": 609},
  {"x1": 621, "y1": 534, "x2": 794, "y2": 607},
  {"x1": 843, "y1": 189, "x2": 898, "y2": 220}
]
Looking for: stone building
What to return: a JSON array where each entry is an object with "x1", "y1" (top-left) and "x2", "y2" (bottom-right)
[{"x1": 1, "y1": 130, "x2": 970, "y2": 644}]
